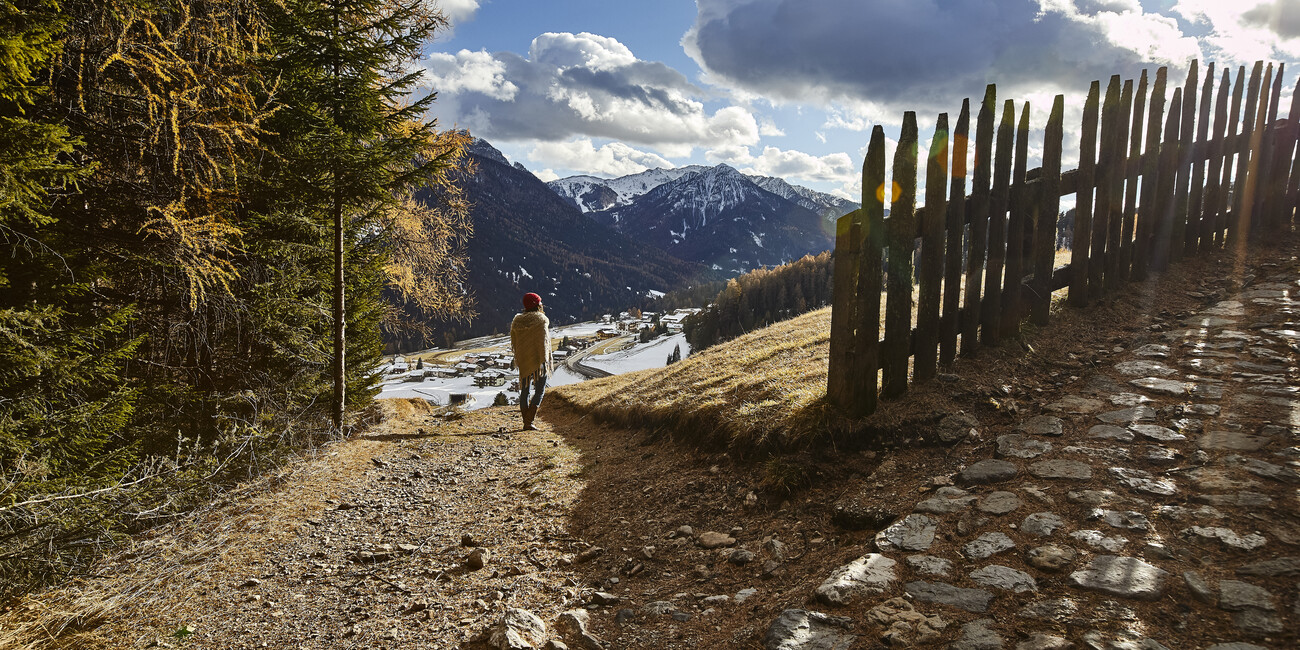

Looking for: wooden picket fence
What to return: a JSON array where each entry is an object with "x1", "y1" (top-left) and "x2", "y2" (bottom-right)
[{"x1": 828, "y1": 59, "x2": 1300, "y2": 418}]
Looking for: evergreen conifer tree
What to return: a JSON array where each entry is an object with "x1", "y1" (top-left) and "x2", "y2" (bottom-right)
[{"x1": 262, "y1": 0, "x2": 462, "y2": 432}]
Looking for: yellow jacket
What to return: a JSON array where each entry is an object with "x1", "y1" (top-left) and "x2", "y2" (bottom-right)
[{"x1": 510, "y1": 310, "x2": 552, "y2": 379}]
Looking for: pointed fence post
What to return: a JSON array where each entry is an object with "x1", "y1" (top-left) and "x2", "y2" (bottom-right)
[
  {"x1": 854, "y1": 127, "x2": 888, "y2": 416},
  {"x1": 1032, "y1": 96, "x2": 1064, "y2": 326},
  {"x1": 1134, "y1": 67, "x2": 1167, "y2": 281},
  {"x1": 1153, "y1": 88, "x2": 1182, "y2": 273},
  {"x1": 1216, "y1": 66, "x2": 1246, "y2": 245},
  {"x1": 1279, "y1": 76, "x2": 1300, "y2": 223},
  {"x1": 882, "y1": 113, "x2": 918, "y2": 399},
  {"x1": 1090, "y1": 76, "x2": 1121, "y2": 298},
  {"x1": 1264, "y1": 71, "x2": 1298, "y2": 230},
  {"x1": 982, "y1": 100, "x2": 1016, "y2": 346},
  {"x1": 1274, "y1": 77, "x2": 1300, "y2": 229},
  {"x1": 915, "y1": 114, "x2": 949, "y2": 381},
  {"x1": 1121, "y1": 71, "x2": 1148, "y2": 274},
  {"x1": 1229, "y1": 62, "x2": 1263, "y2": 246},
  {"x1": 1254, "y1": 63, "x2": 1282, "y2": 232},
  {"x1": 963, "y1": 86, "x2": 997, "y2": 354},
  {"x1": 1187, "y1": 63, "x2": 1214, "y2": 256},
  {"x1": 828, "y1": 208, "x2": 863, "y2": 413},
  {"x1": 940, "y1": 100, "x2": 971, "y2": 366},
  {"x1": 1237, "y1": 64, "x2": 1272, "y2": 250},
  {"x1": 1070, "y1": 81, "x2": 1100, "y2": 307},
  {"x1": 1203, "y1": 68, "x2": 1233, "y2": 248},
  {"x1": 1106, "y1": 79, "x2": 1134, "y2": 290},
  {"x1": 1002, "y1": 101, "x2": 1031, "y2": 335},
  {"x1": 1171, "y1": 62, "x2": 1198, "y2": 263}
]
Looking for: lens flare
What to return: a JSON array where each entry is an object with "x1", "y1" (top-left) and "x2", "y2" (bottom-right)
[{"x1": 876, "y1": 181, "x2": 902, "y2": 203}]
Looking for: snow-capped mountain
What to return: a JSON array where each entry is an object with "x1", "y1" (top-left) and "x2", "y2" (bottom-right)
[
  {"x1": 388, "y1": 139, "x2": 707, "y2": 351},
  {"x1": 467, "y1": 137, "x2": 511, "y2": 166},
  {"x1": 548, "y1": 166, "x2": 708, "y2": 213},
  {"x1": 594, "y1": 164, "x2": 834, "y2": 274},
  {"x1": 748, "y1": 175, "x2": 860, "y2": 221},
  {"x1": 548, "y1": 165, "x2": 858, "y2": 221}
]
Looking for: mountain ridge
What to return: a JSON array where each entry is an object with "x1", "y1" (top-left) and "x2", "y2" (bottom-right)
[
  {"x1": 593, "y1": 163, "x2": 835, "y2": 274},
  {"x1": 389, "y1": 140, "x2": 708, "y2": 351},
  {"x1": 547, "y1": 164, "x2": 859, "y2": 220},
  {"x1": 547, "y1": 165, "x2": 710, "y2": 213}
]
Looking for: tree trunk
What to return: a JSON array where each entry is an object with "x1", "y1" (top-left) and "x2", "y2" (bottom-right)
[
  {"x1": 330, "y1": 7, "x2": 345, "y2": 433},
  {"x1": 332, "y1": 189, "x2": 345, "y2": 433}
]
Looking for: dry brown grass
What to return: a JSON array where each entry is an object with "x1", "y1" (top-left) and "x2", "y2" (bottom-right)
[
  {"x1": 550, "y1": 308, "x2": 836, "y2": 452},
  {"x1": 550, "y1": 249, "x2": 1077, "y2": 453}
]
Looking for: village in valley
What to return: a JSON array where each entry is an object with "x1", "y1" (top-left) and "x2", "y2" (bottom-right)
[{"x1": 377, "y1": 308, "x2": 702, "y2": 408}]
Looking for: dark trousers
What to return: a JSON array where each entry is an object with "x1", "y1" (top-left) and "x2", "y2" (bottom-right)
[{"x1": 521, "y1": 371, "x2": 547, "y2": 408}]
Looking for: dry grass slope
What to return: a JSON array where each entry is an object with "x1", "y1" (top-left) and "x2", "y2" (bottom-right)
[{"x1": 551, "y1": 307, "x2": 836, "y2": 451}]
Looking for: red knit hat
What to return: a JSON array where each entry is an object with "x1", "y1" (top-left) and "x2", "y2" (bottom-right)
[{"x1": 522, "y1": 293, "x2": 542, "y2": 310}]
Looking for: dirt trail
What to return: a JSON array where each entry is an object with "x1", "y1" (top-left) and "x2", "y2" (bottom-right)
[{"x1": 6, "y1": 400, "x2": 801, "y2": 649}]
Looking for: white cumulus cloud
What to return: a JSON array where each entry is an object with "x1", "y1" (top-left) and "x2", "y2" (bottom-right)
[
  {"x1": 419, "y1": 32, "x2": 764, "y2": 156},
  {"x1": 684, "y1": 0, "x2": 1202, "y2": 115},
  {"x1": 530, "y1": 139, "x2": 675, "y2": 177},
  {"x1": 1176, "y1": 0, "x2": 1300, "y2": 63},
  {"x1": 423, "y1": 50, "x2": 518, "y2": 101},
  {"x1": 706, "y1": 145, "x2": 855, "y2": 186},
  {"x1": 437, "y1": 0, "x2": 481, "y2": 23}
]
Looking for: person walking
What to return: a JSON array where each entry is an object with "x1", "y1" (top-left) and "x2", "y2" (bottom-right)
[{"x1": 510, "y1": 292, "x2": 552, "y2": 431}]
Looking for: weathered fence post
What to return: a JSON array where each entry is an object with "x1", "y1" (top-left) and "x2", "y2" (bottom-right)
[
  {"x1": 940, "y1": 100, "x2": 970, "y2": 366},
  {"x1": 1069, "y1": 81, "x2": 1100, "y2": 307},
  {"x1": 1090, "y1": 76, "x2": 1122, "y2": 297},
  {"x1": 1286, "y1": 76, "x2": 1300, "y2": 224},
  {"x1": 882, "y1": 113, "x2": 918, "y2": 399},
  {"x1": 1229, "y1": 62, "x2": 1264, "y2": 246},
  {"x1": 1031, "y1": 96, "x2": 1064, "y2": 326},
  {"x1": 1120, "y1": 71, "x2": 1148, "y2": 273},
  {"x1": 1106, "y1": 79, "x2": 1134, "y2": 289},
  {"x1": 1264, "y1": 73, "x2": 1298, "y2": 230},
  {"x1": 1216, "y1": 67, "x2": 1246, "y2": 244},
  {"x1": 1253, "y1": 63, "x2": 1282, "y2": 232},
  {"x1": 1001, "y1": 102, "x2": 1031, "y2": 335},
  {"x1": 982, "y1": 100, "x2": 1016, "y2": 346},
  {"x1": 1237, "y1": 64, "x2": 1273, "y2": 248},
  {"x1": 828, "y1": 208, "x2": 863, "y2": 412},
  {"x1": 963, "y1": 86, "x2": 996, "y2": 354},
  {"x1": 1188, "y1": 63, "x2": 1214, "y2": 255},
  {"x1": 1171, "y1": 62, "x2": 1198, "y2": 262},
  {"x1": 1133, "y1": 67, "x2": 1168, "y2": 281},
  {"x1": 1152, "y1": 88, "x2": 1182, "y2": 273},
  {"x1": 1203, "y1": 68, "x2": 1232, "y2": 248},
  {"x1": 914, "y1": 114, "x2": 949, "y2": 381},
  {"x1": 1274, "y1": 77, "x2": 1300, "y2": 229},
  {"x1": 856, "y1": 127, "x2": 888, "y2": 415}
]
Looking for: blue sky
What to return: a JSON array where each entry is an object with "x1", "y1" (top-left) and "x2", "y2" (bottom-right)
[{"x1": 421, "y1": 0, "x2": 1300, "y2": 199}]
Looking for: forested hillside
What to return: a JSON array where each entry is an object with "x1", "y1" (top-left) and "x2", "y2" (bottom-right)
[
  {"x1": 682, "y1": 251, "x2": 834, "y2": 351},
  {"x1": 388, "y1": 141, "x2": 708, "y2": 351},
  {"x1": 0, "y1": 0, "x2": 470, "y2": 595}
]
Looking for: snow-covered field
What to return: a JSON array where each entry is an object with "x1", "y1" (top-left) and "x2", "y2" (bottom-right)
[
  {"x1": 374, "y1": 375, "x2": 504, "y2": 409},
  {"x1": 583, "y1": 333, "x2": 690, "y2": 374},
  {"x1": 552, "y1": 321, "x2": 612, "y2": 338},
  {"x1": 376, "y1": 321, "x2": 687, "y2": 409}
]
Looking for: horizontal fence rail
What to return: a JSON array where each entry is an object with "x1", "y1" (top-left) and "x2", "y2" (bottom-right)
[{"x1": 828, "y1": 59, "x2": 1297, "y2": 418}]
